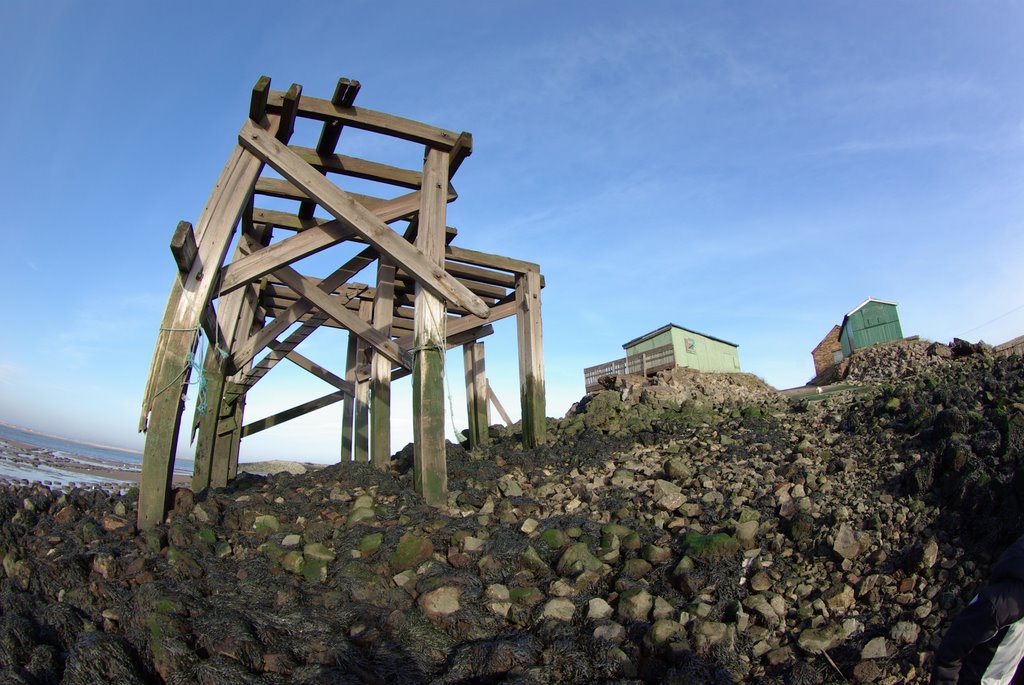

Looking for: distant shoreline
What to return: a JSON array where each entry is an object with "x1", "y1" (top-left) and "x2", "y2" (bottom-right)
[{"x1": 0, "y1": 420, "x2": 142, "y2": 455}]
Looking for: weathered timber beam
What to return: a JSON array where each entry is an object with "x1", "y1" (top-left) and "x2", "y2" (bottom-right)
[
  {"x1": 267, "y1": 90, "x2": 466, "y2": 151},
  {"x1": 273, "y1": 265, "x2": 412, "y2": 370},
  {"x1": 393, "y1": 271, "x2": 508, "y2": 300},
  {"x1": 228, "y1": 254, "x2": 375, "y2": 374},
  {"x1": 238, "y1": 311, "x2": 329, "y2": 390},
  {"x1": 298, "y1": 78, "x2": 361, "y2": 220},
  {"x1": 240, "y1": 390, "x2": 346, "y2": 438},
  {"x1": 445, "y1": 245, "x2": 540, "y2": 276},
  {"x1": 395, "y1": 300, "x2": 517, "y2": 350},
  {"x1": 238, "y1": 120, "x2": 489, "y2": 318},
  {"x1": 488, "y1": 382, "x2": 513, "y2": 426},
  {"x1": 138, "y1": 131, "x2": 270, "y2": 529},
  {"x1": 412, "y1": 147, "x2": 449, "y2": 506},
  {"x1": 292, "y1": 147, "x2": 421, "y2": 189},
  {"x1": 170, "y1": 221, "x2": 198, "y2": 277},
  {"x1": 285, "y1": 350, "x2": 354, "y2": 394},
  {"x1": 219, "y1": 190, "x2": 423, "y2": 296}
]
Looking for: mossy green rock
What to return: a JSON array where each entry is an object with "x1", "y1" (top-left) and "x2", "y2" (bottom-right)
[
  {"x1": 390, "y1": 533, "x2": 434, "y2": 572},
  {"x1": 358, "y1": 533, "x2": 383, "y2": 555},
  {"x1": 197, "y1": 527, "x2": 217, "y2": 544},
  {"x1": 509, "y1": 586, "x2": 544, "y2": 606},
  {"x1": 303, "y1": 542, "x2": 335, "y2": 562},
  {"x1": 253, "y1": 515, "x2": 280, "y2": 534},
  {"x1": 601, "y1": 523, "x2": 633, "y2": 538},
  {"x1": 680, "y1": 532, "x2": 740, "y2": 560},
  {"x1": 621, "y1": 557, "x2": 653, "y2": 580},
  {"x1": 519, "y1": 545, "x2": 551, "y2": 576},
  {"x1": 621, "y1": 532, "x2": 643, "y2": 551},
  {"x1": 556, "y1": 542, "x2": 604, "y2": 577},
  {"x1": 281, "y1": 551, "x2": 305, "y2": 574},
  {"x1": 347, "y1": 507, "x2": 377, "y2": 526},
  {"x1": 539, "y1": 528, "x2": 567, "y2": 550}
]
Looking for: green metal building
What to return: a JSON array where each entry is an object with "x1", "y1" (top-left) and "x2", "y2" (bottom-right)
[
  {"x1": 623, "y1": 324, "x2": 740, "y2": 373},
  {"x1": 839, "y1": 298, "x2": 903, "y2": 357}
]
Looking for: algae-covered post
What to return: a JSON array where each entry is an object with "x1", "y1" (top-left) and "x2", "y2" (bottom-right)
[
  {"x1": 516, "y1": 269, "x2": 546, "y2": 447},
  {"x1": 464, "y1": 341, "x2": 489, "y2": 447},
  {"x1": 412, "y1": 147, "x2": 450, "y2": 506},
  {"x1": 370, "y1": 262, "x2": 396, "y2": 468}
]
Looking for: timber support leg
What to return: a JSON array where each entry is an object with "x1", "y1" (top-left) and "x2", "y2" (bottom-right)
[
  {"x1": 516, "y1": 270, "x2": 546, "y2": 447},
  {"x1": 412, "y1": 147, "x2": 449, "y2": 506},
  {"x1": 463, "y1": 341, "x2": 489, "y2": 447}
]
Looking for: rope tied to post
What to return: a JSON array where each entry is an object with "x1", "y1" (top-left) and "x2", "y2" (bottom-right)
[{"x1": 151, "y1": 323, "x2": 226, "y2": 416}]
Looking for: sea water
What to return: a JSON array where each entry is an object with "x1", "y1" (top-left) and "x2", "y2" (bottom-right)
[{"x1": 0, "y1": 423, "x2": 194, "y2": 488}]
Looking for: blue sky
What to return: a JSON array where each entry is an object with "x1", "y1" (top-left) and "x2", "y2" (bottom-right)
[{"x1": 1, "y1": 1, "x2": 1022, "y2": 462}]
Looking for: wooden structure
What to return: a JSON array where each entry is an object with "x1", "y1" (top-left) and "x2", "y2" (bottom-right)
[
  {"x1": 839, "y1": 298, "x2": 903, "y2": 357},
  {"x1": 583, "y1": 323, "x2": 740, "y2": 393},
  {"x1": 137, "y1": 76, "x2": 546, "y2": 529}
]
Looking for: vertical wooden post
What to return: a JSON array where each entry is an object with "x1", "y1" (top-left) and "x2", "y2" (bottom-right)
[
  {"x1": 515, "y1": 269, "x2": 546, "y2": 448},
  {"x1": 192, "y1": 229, "x2": 268, "y2": 491},
  {"x1": 463, "y1": 341, "x2": 489, "y2": 447},
  {"x1": 138, "y1": 145, "x2": 262, "y2": 530},
  {"x1": 370, "y1": 261, "x2": 396, "y2": 469},
  {"x1": 210, "y1": 383, "x2": 245, "y2": 488},
  {"x1": 340, "y1": 332, "x2": 358, "y2": 461},
  {"x1": 413, "y1": 147, "x2": 449, "y2": 506},
  {"x1": 352, "y1": 299, "x2": 373, "y2": 462}
]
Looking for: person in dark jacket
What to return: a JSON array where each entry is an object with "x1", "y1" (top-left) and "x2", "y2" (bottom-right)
[{"x1": 933, "y1": 534, "x2": 1024, "y2": 684}]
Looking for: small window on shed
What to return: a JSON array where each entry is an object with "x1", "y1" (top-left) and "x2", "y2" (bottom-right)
[
  {"x1": 832, "y1": 350, "x2": 843, "y2": 363},
  {"x1": 685, "y1": 338, "x2": 696, "y2": 354}
]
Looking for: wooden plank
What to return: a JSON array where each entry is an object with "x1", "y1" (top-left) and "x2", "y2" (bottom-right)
[
  {"x1": 267, "y1": 90, "x2": 463, "y2": 150},
  {"x1": 447, "y1": 324, "x2": 494, "y2": 348},
  {"x1": 276, "y1": 83, "x2": 302, "y2": 143},
  {"x1": 446, "y1": 245, "x2": 540, "y2": 276},
  {"x1": 448, "y1": 132, "x2": 473, "y2": 178},
  {"x1": 412, "y1": 147, "x2": 449, "y2": 506},
  {"x1": 371, "y1": 261, "x2": 396, "y2": 469},
  {"x1": 393, "y1": 270, "x2": 508, "y2": 300},
  {"x1": 219, "y1": 190, "x2": 422, "y2": 296},
  {"x1": 353, "y1": 299, "x2": 373, "y2": 463},
  {"x1": 292, "y1": 147, "x2": 421, "y2": 189},
  {"x1": 395, "y1": 300, "x2": 517, "y2": 350},
  {"x1": 340, "y1": 331, "x2": 357, "y2": 461},
  {"x1": 464, "y1": 341, "x2": 489, "y2": 447},
  {"x1": 170, "y1": 221, "x2": 198, "y2": 278},
  {"x1": 241, "y1": 391, "x2": 346, "y2": 438},
  {"x1": 239, "y1": 119, "x2": 489, "y2": 318},
  {"x1": 138, "y1": 138, "x2": 267, "y2": 530},
  {"x1": 285, "y1": 350, "x2": 355, "y2": 395},
  {"x1": 228, "y1": 255, "x2": 375, "y2": 374},
  {"x1": 515, "y1": 270, "x2": 546, "y2": 447},
  {"x1": 273, "y1": 265, "x2": 411, "y2": 369},
  {"x1": 193, "y1": 230, "x2": 266, "y2": 490},
  {"x1": 249, "y1": 76, "x2": 271, "y2": 121},
  {"x1": 211, "y1": 384, "x2": 245, "y2": 488},
  {"x1": 238, "y1": 311, "x2": 329, "y2": 390},
  {"x1": 298, "y1": 77, "x2": 361, "y2": 220},
  {"x1": 488, "y1": 382, "x2": 513, "y2": 426}
]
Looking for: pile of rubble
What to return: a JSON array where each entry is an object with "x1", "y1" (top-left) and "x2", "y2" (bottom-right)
[{"x1": 1, "y1": 348, "x2": 1022, "y2": 683}]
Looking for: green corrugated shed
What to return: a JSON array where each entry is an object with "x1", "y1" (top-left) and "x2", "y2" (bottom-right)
[
  {"x1": 623, "y1": 324, "x2": 740, "y2": 373},
  {"x1": 839, "y1": 298, "x2": 903, "y2": 357}
]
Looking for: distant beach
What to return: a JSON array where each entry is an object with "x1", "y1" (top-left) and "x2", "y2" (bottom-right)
[
  {"x1": 0, "y1": 422, "x2": 324, "y2": 492},
  {"x1": 0, "y1": 423, "x2": 190, "y2": 491}
]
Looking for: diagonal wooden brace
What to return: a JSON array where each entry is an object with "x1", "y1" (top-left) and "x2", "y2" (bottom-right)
[{"x1": 238, "y1": 119, "x2": 489, "y2": 318}]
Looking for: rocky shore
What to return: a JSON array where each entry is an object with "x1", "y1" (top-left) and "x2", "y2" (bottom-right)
[{"x1": 1, "y1": 339, "x2": 1021, "y2": 683}]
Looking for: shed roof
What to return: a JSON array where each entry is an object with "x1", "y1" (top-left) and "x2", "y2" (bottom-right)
[
  {"x1": 844, "y1": 297, "x2": 898, "y2": 319},
  {"x1": 622, "y1": 323, "x2": 738, "y2": 350}
]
